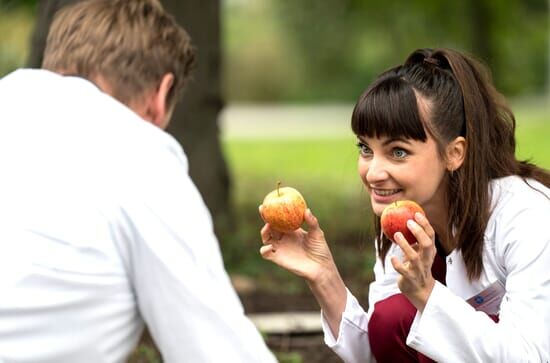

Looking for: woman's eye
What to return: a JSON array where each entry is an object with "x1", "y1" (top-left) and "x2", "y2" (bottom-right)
[
  {"x1": 356, "y1": 142, "x2": 372, "y2": 156},
  {"x1": 392, "y1": 148, "x2": 408, "y2": 159}
]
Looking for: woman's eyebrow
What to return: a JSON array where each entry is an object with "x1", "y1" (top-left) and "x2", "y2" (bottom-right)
[
  {"x1": 357, "y1": 136, "x2": 413, "y2": 146},
  {"x1": 383, "y1": 137, "x2": 412, "y2": 146}
]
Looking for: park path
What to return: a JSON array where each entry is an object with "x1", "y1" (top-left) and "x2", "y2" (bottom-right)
[
  {"x1": 219, "y1": 103, "x2": 354, "y2": 139},
  {"x1": 219, "y1": 97, "x2": 549, "y2": 140}
]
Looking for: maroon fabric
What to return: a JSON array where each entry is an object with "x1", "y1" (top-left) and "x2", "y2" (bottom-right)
[
  {"x1": 367, "y1": 253, "x2": 447, "y2": 363},
  {"x1": 368, "y1": 293, "x2": 434, "y2": 363},
  {"x1": 367, "y1": 249, "x2": 500, "y2": 362},
  {"x1": 431, "y1": 250, "x2": 447, "y2": 285}
]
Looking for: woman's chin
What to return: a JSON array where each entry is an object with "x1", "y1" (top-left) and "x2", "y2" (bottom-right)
[
  {"x1": 370, "y1": 201, "x2": 386, "y2": 217},
  {"x1": 370, "y1": 195, "x2": 400, "y2": 216}
]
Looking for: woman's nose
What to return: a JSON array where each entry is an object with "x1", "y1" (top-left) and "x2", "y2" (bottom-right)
[{"x1": 365, "y1": 157, "x2": 389, "y2": 183}]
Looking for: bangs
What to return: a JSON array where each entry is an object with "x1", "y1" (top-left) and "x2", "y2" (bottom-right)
[{"x1": 351, "y1": 75, "x2": 427, "y2": 142}]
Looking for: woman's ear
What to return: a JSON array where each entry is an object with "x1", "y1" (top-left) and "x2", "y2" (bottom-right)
[
  {"x1": 446, "y1": 136, "x2": 466, "y2": 172},
  {"x1": 144, "y1": 72, "x2": 174, "y2": 129}
]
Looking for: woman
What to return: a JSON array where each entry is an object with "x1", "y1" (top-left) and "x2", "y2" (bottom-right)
[{"x1": 259, "y1": 48, "x2": 550, "y2": 362}]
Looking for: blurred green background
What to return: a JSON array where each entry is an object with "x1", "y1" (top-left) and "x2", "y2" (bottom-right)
[
  {"x1": 2, "y1": 0, "x2": 549, "y2": 99},
  {"x1": 0, "y1": 0, "x2": 550, "y2": 293},
  {"x1": 1, "y1": 0, "x2": 548, "y2": 298},
  {"x1": 1, "y1": 0, "x2": 548, "y2": 361}
]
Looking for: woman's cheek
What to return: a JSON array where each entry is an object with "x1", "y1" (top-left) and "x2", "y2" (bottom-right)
[{"x1": 357, "y1": 158, "x2": 369, "y2": 185}]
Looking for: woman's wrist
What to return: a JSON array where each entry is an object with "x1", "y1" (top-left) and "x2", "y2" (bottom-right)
[
  {"x1": 407, "y1": 277, "x2": 436, "y2": 312},
  {"x1": 307, "y1": 263, "x2": 342, "y2": 293},
  {"x1": 307, "y1": 265, "x2": 347, "y2": 321}
]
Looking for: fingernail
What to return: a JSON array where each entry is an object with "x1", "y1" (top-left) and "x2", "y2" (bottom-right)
[
  {"x1": 407, "y1": 219, "x2": 415, "y2": 228},
  {"x1": 415, "y1": 212, "x2": 424, "y2": 220}
]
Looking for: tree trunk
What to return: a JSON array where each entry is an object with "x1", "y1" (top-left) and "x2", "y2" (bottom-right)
[
  {"x1": 27, "y1": 0, "x2": 234, "y2": 237},
  {"x1": 467, "y1": 0, "x2": 493, "y2": 66},
  {"x1": 26, "y1": 0, "x2": 80, "y2": 67},
  {"x1": 162, "y1": 0, "x2": 234, "y2": 236}
]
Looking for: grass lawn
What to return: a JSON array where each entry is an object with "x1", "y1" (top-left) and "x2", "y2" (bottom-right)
[
  {"x1": 222, "y1": 136, "x2": 376, "y2": 292},
  {"x1": 515, "y1": 104, "x2": 550, "y2": 167}
]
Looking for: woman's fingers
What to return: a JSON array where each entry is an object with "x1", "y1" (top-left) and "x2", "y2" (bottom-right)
[
  {"x1": 258, "y1": 205, "x2": 266, "y2": 223},
  {"x1": 260, "y1": 223, "x2": 272, "y2": 244},
  {"x1": 261, "y1": 226, "x2": 282, "y2": 243},
  {"x1": 406, "y1": 216, "x2": 436, "y2": 261},
  {"x1": 390, "y1": 255, "x2": 413, "y2": 276},
  {"x1": 413, "y1": 212, "x2": 435, "y2": 244},
  {"x1": 390, "y1": 255, "x2": 403, "y2": 271},
  {"x1": 391, "y1": 218, "x2": 437, "y2": 285},
  {"x1": 304, "y1": 209, "x2": 319, "y2": 229},
  {"x1": 393, "y1": 231, "x2": 418, "y2": 259},
  {"x1": 260, "y1": 224, "x2": 282, "y2": 243},
  {"x1": 304, "y1": 208, "x2": 326, "y2": 241},
  {"x1": 392, "y1": 231, "x2": 422, "y2": 273},
  {"x1": 260, "y1": 244, "x2": 275, "y2": 259}
]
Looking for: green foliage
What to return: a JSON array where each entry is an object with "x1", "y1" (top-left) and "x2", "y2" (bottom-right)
[
  {"x1": 223, "y1": 137, "x2": 367, "y2": 233},
  {"x1": 3, "y1": 1, "x2": 549, "y2": 100},
  {"x1": 128, "y1": 344, "x2": 161, "y2": 363},
  {"x1": 514, "y1": 98, "x2": 550, "y2": 167},
  {"x1": 224, "y1": 0, "x2": 549, "y2": 101},
  {"x1": 220, "y1": 136, "x2": 376, "y2": 289},
  {"x1": 275, "y1": 351, "x2": 303, "y2": 363},
  {"x1": 0, "y1": 0, "x2": 36, "y2": 9},
  {"x1": 0, "y1": 5, "x2": 34, "y2": 76}
]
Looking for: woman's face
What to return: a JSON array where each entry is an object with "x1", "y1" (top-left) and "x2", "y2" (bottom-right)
[{"x1": 357, "y1": 132, "x2": 448, "y2": 218}]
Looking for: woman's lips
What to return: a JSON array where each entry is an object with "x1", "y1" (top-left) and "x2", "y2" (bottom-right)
[
  {"x1": 370, "y1": 188, "x2": 402, "y2": 203},
  {"x1": 372, "y1": 188, "x2": 401, "y2": 196}
]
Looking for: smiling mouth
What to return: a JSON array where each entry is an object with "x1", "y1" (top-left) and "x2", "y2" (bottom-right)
[{"x1": 372, "y1": 189, "x2": 402, "y2": 196}]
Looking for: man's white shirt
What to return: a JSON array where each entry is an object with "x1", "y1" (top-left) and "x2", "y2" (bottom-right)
[{"x1": 0, "y1": 69, "x2": 276, "y2": 363}]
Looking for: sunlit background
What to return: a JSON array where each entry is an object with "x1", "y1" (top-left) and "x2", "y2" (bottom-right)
[{"x1": 1, "y1": 1, "x2": 548, "y2": 361}]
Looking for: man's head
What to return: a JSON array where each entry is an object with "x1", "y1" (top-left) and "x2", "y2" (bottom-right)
[{"x1": 42, "y1": 0, "x2": 195, "y2": 128}]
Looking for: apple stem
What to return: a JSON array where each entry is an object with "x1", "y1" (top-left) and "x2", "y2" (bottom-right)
[{"x1": 277, "y1": 181, "x2": 281, "y2": 196}]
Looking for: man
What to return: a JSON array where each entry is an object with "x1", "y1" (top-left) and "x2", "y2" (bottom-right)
[{"x1": 0, "y1": 1, "x2": 276, "y2": 362}]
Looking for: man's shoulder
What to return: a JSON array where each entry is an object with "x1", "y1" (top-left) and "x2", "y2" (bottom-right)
[
  {"x1": 1, "y1": 68, "x2": 187, "y2": 180},
  {"x1": 0, "y1": 68, "x2": 65, "y2": 89}
]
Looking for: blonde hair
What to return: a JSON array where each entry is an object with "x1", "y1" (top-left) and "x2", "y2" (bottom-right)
[{"x1": 42, "y1": 0, "x2": 195, "y2": 108}]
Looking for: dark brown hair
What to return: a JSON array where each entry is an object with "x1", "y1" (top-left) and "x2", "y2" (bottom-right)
[
  {"x1": 42, "y1": 0, "x2": 195, "y2": 109},
  {"x1": 352, "y1": 48, "x2": 550, "y2": 280}
]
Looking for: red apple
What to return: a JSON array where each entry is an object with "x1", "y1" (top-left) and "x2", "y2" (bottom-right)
[
  {"x1": 380, "y1": 200, "x2": 425, "y2": 244},
  {"x1": 261, "y1": 182, "x2": 307, "y2": 232}
]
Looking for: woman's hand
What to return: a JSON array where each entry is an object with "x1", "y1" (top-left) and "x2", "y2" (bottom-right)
[
  {"x1": 390, "y1": 212, "x2": 437, "y2": 312},
  {"x1": 259, "y1": 207, "x2": 336, "y2": 284},
  {"x1": 260, "y1": 207, "x2": 347, "y2": 337}
]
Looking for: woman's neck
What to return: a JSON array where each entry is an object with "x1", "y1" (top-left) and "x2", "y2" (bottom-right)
[{"x1": 424, "y1": 197, "x2": 455, "y2": 254}]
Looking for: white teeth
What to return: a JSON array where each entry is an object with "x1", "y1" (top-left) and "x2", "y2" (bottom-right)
[{"x1": 374, "y1": 189, "x2": 400, "y2": 196}]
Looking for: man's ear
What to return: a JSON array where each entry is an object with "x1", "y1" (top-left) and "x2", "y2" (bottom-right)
[
  {"x1": 144, "y1": 72, "x2": 174, "y2": 129},
  {"x1": 446, "y1": 136, "x2": 466, "y2": 172}
]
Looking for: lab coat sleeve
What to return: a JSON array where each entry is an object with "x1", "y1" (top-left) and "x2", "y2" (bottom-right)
[
  {"x1": 321, "y1": 243, "x2": 402, "y2": 363},
  {"x1": 321, "y1": 288, "x2": 373, "y2": 363},
  {"x1": 407, "y1": 204, "x2": 550, "y2": 363},
  {"x1": 120, "y1": 141, "x2": 277, "y2": 363}
]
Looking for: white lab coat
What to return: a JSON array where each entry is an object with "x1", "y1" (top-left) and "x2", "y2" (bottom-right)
[
  {"x1": 322, "y1": 176, "x2": 550, "y2": 363},
  {"x1": 0, "y1": 69, "x2": 277, "y2": 363}
]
